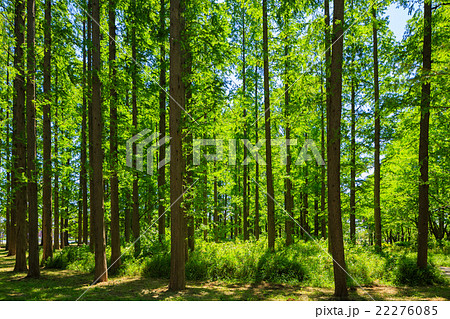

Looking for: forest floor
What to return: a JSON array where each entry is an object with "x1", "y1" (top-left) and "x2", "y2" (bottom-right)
[{"x1": 0, "y1": 249, "x2": 449, "y2": 301}]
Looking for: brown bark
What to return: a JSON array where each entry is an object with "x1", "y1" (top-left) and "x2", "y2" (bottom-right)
[
  {"x1": 13, "y1": 0, "x2": 27, "y2": 272},
  {"x1": 27, "y1": 0, "x2": 40, "y2": 278},
  {"x1": 323, "y1": 0, "x2": 330, "y2": 246},
  {"x1": 42, "y1": 0, "x2": 53, "y2": 259},
  {"x1": 284, "y1": 43, "x2": 293, "y2": 246},
  {"x1": 350, "y1": 78, "x2": 356, "y2": 244},
  {"x1": 254, "y1": 64, "x2": 260, "y2": 240},
  {"x1": 327, "y1": 0, "x2": 348, "y2": 299},
  {"x1": 214, "y1": 161, "x2": 219, "y2": 242},
  {"x1": 92, "y1": 0, "x2": 107, "y2": 283},
  {"x1": 88, "y1": 0, "x2": 95, "y2": 252},
  {"x1": 54, "y1": 94, "x2": 59, "y2": 250},
  {"x1": 302, "y1": 159, "x2": 309, "y2": 237},
  {"x1": 158, "y1": 0, "x2": 167, "y2": 242},
  {"x1": 81, "y1": 13, "x2": 88, "y2": 245},
  {"x1": 417, "y1": 0, "x2": 431, "y2": 269},
  {"x1": 131, "y1": 1, "x2": 140, "y2": 256},
  {"x1": 373, "y1": 7, "x2": 382, "y2": 251},
  {"x1": 242, "y1": 9, "x2": 249, "y2": 242},
  {"x1": 263, "y1": 0, "x2": 275, "y2": 251},
  {"x1": 169, "y1": 0, "x2": 186, "y2": 291},
  {"x1": 109, "y1": 0, "x2": 121, "y2": 273},
  {"x1": 5, "y1": 52, "x2": 10, "y2": 252}
]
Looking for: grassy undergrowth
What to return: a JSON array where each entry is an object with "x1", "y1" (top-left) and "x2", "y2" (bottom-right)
[{"x1": 44, "y1": 238, "x2": 448, "y2": 288}]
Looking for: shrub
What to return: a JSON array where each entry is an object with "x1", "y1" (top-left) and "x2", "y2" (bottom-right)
[
  {"x1": 44, "y1": 246, "x2": 94, "y2": 273},
  {"x1": 256, "y1": 251, "x2": 305, "y2": 283},
  {"x1": 142, "y1": 253, "x2": 170, "y2": 279},
  {"x1": 393, "y1": 256, "x2": 446, "y2": 286}
]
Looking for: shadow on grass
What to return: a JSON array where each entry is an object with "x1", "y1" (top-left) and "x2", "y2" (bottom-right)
[{"x1": 1, "y1": 248, "x2": 448, "y2": 301}]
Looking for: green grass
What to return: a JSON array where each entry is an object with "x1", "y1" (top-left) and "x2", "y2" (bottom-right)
[{"x1": 0, "y1": 240, "x2": 448, "y2": 301}]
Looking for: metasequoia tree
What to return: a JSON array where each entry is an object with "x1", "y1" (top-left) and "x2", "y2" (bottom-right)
[
  {"x1": 27, "y1": 0, "x2": 39, "y2": 278},
  {"x1": 13, "y1": 0, "x2": 27, "y2": 272},
  {"x1": 91, "y1": 0, "x2": 107, "y2": 283},
  {"x1": 169, "y1": 0, "x2": 186, "y2": 291},
  {"x1": 417, "y1": 0, "x2": 431, "y2": 269},
  {"x1": 327, "y1": 0, "x2": 348, "y2": 299},
  {"x1": 262, "y1": 0, "x2": 275, "y2": 251}
]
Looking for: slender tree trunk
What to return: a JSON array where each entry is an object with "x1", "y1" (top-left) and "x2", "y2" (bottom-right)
[
  {"x1": 314, "y1": 195, "x2": 319, "y2": 237},
  {"x1": 109, "y1": 0, "x2": 121, "y2": 273},
  {"x1": 92, "y1": 0, "x2": 107, "y2": 283},
  {"x1": 417, "y1": 0, "x2": 431, "y2": 269},
  {"x1": 6, "y1": 102, "x2": 10, "y2": 251},
  {"x1": 214, "y1": 161, "x2": 219, "y2": 242},
  {"x1": 350, "y1": 78, "x2": 356, "y2": 244},
  {"x1": 373, "y1": 7, "x2": 382, "y2": 252},
  {"x1": 8, "y1": 53, "x2": 16, "y2": 257},
  {"x1": 125, "y1": 205, "x2": 131, "y2": 242},
  {"x1": 54, "y1": 94, "x2": 60, "y2": 250},
  {"x1": 169, "y1": 0, "x2": 186, "y2": 291},
  {"x1": 303, "y1": 160, "x2": 309, "y2": 237},
  {"x1": 327, "y1": 0, "x2": 348, "y2": 299},
  {"x1": 284, "y1": 43, "x2": 294, "y2": 246},
  {"x1": 262, "y1": 0, "x2": 275, "y2": 251},
  {"x1": 5, "y1": 51, "x2": 10, "y2": 252},
  {"x1": 324, "y1": 0, "x2": 331, "y2": 246},
  {"x1": 131, "y1": 2, "x2": 140, "y2": 256},
  {"x1": 41, "y1": 0, "x2": 53, "y2": 261},
  {"x1": 242, "y1": 8, "x2": 249, "y2": 242},
  {"x1": 88, "y1": 0, "x2": 95, "y2": 252},
  {"x1": 203, "y1": 162, "x2": 208, "y2": 241},
  {"x1": 64, "y1": 216, "x2": 69, "y2": 246},
  {"x1": 13, "y1": 0, "x2": 27, "y2": 272},
  {"x1": 254, "y1": 64, "x2": 260, "y2": 240},
  {"x1": 81, "y1": 15, "x2": 88, "y2": 245},
  {"x1": 158, "y1": 0, "x2": 167, "y2": 242},
  {"x1": 27, "y1": 0, "x2": 40, "y2": 278}
]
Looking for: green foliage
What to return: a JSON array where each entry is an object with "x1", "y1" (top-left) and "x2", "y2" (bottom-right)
[
  {"x1": 142, "y1": 252, "x2": 171, "y2": 279},
  {"x1": 44, "y1": 246, "x2": 94, "y2": 273},
  {"x1": 393, "y1": 256, "x2": 446, "y2": 286}
]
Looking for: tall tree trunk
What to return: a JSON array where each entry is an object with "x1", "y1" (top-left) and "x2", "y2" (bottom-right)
[
  {"x1": 131, "y1": 2, "x2": 140, "y2": 256},
  {"x1": 7, "y1": 51, "x2": 17, "y2": 256},
  {"x1": 41, "y1": 0, "x2": 53, "y2": 261},
  {"x1": 27, "y1": 0, "x2": 40, "y2": 278},
  {"x1": 109, "y1": 0, "x2": 121, "y2": 273},
  {"x1": 203, "y1": 162, "x2": 208, "y2": 241},
  {"x1": 254, "y1": 64, "x2": 260, "y2": 240},
  {"x1": 54, "y1": 89, "x2": 60, "y2": 250},
  {"x1": 302, "y1": 159, "x2": 309, "y2": 237},
  {"x1": 214, "y1": 161, "x2": 219, "y2": 242},
  {"x1": 242, "y1": 8, "x2": 249, "y2": 242},
  {"x1": 158, "y1": 0, "x2": 167, "y2": 242},
  {"x1": 88, "y1": 0, "x2": 95, "y2": 252},
  {"x1": 5, "y1": 55, "x2": 10, "y2": 251},
  {"x1": 169, "y1": 0, "x2": 186, "y2": 291},
  {"x1": 350, "y1": 78, "x2": 356, "y2": 244},
  {"x1": 262, "y1": 0, "x2": 275, "y2": 251},
  {"x1": 284, "y1": 43, "x2": 294, "y2": 246},
  {"x1": 13, "y1": 0, "x2": 27, "y2": 272},
  {"x1": 373, "y1": 7, "x2": 382, "y2": 252},
  {"x1": 125, "y1": 205, "x2": 131, "y2": 242},
  {"x1": 92, "y1": 0, "x2": 107, "y2": 283},
  {"x1": 417, "y1": 0, "x2": 431, "y2": 269},
  {"x1": 322, "y1": 0, "x2": 330, "y2": 242},
  {"x1": 327, "y1": 0, "x2": 348, "y2": 299},
  {"x1": 81, "y1": 15, "x2": 88, "y2": 245}
]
